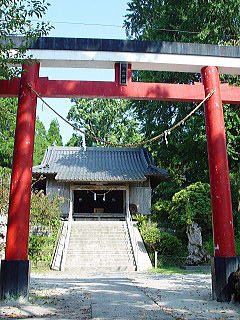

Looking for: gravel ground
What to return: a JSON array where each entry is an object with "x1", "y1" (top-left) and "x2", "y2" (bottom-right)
[
  {"x1": 133, "y1": 272, "x2": 240, "y2": 319},
  {"x1": 0, "y1": 272, "x2": 92, "y2": 319},
  {"x1": 0, "y1": 271, "x2": 239, "y2": 319}
]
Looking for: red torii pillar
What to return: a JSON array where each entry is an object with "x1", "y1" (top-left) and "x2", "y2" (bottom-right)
[
  {"x1": 0, "y1": 62, "x2": 39, "y2": 298},
  {"x1": 201, "y1": 66, "x2": 239, "y2": 302}
]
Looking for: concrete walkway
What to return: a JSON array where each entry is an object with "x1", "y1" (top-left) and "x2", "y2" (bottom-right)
[
  {"x1": 1, "y1": 271, "x2": 239, "y2": 319},
  {"x1": 84, "y1": 273, "x2": 173, "y2": 319},
  {"x1": 28, "y1": 272, "x2": 174, "y2": 320}
]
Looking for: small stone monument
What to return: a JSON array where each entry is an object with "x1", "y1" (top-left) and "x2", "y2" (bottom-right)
[{"x1": 186, "y1": 222, "x2": 210, "y2": 265}]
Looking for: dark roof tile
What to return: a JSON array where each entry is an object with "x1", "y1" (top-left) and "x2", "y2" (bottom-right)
[{"x1": 32, "y1": 146, "x2": 168, "y2": 182}]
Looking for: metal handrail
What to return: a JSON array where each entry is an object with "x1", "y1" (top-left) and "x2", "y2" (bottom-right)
[
  {"x1": 126, "y1": 208, "x2": 138, "y2": 268},
  {"x1": 60, "y1": 218, "x2": 72, "y2": 271},
  {"x1": 51, "y1": 221, "x2": 65, "y2": 270},
  {"x1": 60, "y1": 201, "x2": 73, "y2": 271}
]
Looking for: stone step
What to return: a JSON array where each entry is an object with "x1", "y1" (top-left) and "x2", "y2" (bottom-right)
[
  {"x1": 70, "y1": 231, "x2": 126, "y2": 235},
  {"x1": 68, "y1": 245, "x2": 130, "y2": 251},
  {"x1": 69, "y1": 239, "x2": 128, "y2": 243},
  {"x1": 67, "y1": 253, "x2": 132, "y2": 262},
  {"x1": 65, "y1": 220, "x2": 135, "y2": 271},
  {"x1": 68, "y1": 243, "x2": 131, "y2": 252},
  {"x1": 68, "y1": 238, "x2": 128, "y2": 243},
  {"x1": 67, "y1": 245, "x2": 131, "y2": 251},
  {"x1": 66, "y1": 251, "x2": 133, "y2": 256},
  {"x1": 71, "y1": 221, "x2": 125, "y2": 225},
  {"x1": 71, "y1": 225, "x2": 125, "y2": 230},
  {"x1": 70, "y1": 238, "x2": 126, "y2": 241},
  {"x1": 65, "y1": 258, "x2": 135, "y2": 265},
  {"x1": 70, "y1": 229, "x2": 125, "y2": 232},
  {"x1": 69, "y1": 241, "x2": 128, "y2": 245},
  {"x1": 70, "y1": 234, "x2": 126, "y2": 238},
  {"x1": 72, "y1": 226, "x2": 124, "y2": 228},
  {"x1": 65, "y1": 262, "x2": 135, "y2": 269},
  {"x1": 71, "y1": 224, "x2": 125, "y2": 228},
  {"x1": 64, "y1": 265, "x2": 136, "y2": 272},
  {"x1": 67, "y1": 248, "x2": 132, "y2": 253},
  {"x1": 66, "y1": 252, "x2": 133, "y2": 258},
  {"x1": 68, "y1": 240, "x2": 129, "y2": 245}
]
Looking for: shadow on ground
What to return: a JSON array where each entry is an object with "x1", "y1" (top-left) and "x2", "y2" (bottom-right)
[{"x1": 0, "y1": 272, "x2": 239, "y2": 319}]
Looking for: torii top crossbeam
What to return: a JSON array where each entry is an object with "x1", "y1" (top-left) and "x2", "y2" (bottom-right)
[
  {"x1": 2, "y1": 37, "x2": 240, "y2": 103},
  {"x1": 10, "y1": 36, "x2": 240, "y2": 74}
]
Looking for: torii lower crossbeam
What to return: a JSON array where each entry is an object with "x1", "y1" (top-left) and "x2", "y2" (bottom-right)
[{"x1": 1, "y1": 76, "x2": 240, "y2": 103}]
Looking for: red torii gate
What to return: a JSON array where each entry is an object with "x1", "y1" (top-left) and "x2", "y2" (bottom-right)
[{"x1": 0, "y1": 37, "x2": 239, "y2": 302}]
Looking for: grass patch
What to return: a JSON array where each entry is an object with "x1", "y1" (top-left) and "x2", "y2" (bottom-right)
[
  {"x1": 149, "y1": 267, "x2": 189, "y2": 274},
  {"x1": 31, "y1": 261, "x2": 51, "y2": 273},
  {"x1": 149, "y1": 266, "x2": 211, "y2": 274}
]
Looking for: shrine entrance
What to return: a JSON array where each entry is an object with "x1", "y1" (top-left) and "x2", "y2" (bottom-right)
[
  {"x1": 1, "y1": 37, "x2": 240, "y2": 301},
  {"x1": 73, "y1": 189, "x2": 124, "y2": 220}
]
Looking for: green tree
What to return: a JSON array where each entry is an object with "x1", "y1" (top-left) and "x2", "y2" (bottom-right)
[
  {"x1": 0, "y1": 166, "x2": 11, "y2": 215},
  {"x1": 46, "y1": 119, "x2": 63, "y2": 146},
  {"x1": 67, "y1": 98, "x2": 142, "y2": 147},
  {"x1": 33, "y1": 118, "x2": 48, "y2": 165},
  {"x1": 0, "y1": 98, "x2": 17, "y2": 167},
  {"x1": 0, "y1": 0, "x2": 53, "y2": 79},
  {"x1": 125, "y1": 0, "x2": 240, "y2": 43},
  {"x1": 0, "y1": 98, "x2": 51, "y2": 167},
  {"x1": 65, "y1": 133, "x2": 82, "y2": 147},
  {"x1": 124, "y1": 0, "x2": 240, "y2": 187},
  {"x1": 169, "y1": 182, "x2": 212, "y2": 239}
]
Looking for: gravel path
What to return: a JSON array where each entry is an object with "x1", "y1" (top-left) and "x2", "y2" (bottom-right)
[{"x1": 0, "y1": 271, "x2": 239, "y2": 319}]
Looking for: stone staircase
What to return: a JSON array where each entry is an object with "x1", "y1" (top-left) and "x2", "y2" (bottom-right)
[{"x1": 64, "y1": 221, "x2": 136, "y2": 272}]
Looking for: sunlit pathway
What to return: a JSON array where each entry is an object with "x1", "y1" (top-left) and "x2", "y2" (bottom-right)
[
  {"x1": 1, "y1": 271, "x2": 239, "y2": 319},
  {"x1": 83, "y1": 273, "x2": 173, "y2": 320},
  {"x1": 30, "y1": 272, "x2": 173, "y2": 320}
]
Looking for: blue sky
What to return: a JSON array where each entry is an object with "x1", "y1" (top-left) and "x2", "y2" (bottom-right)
[{"x1": 37, "y1": 0, "x2": 129, "y2": 144}]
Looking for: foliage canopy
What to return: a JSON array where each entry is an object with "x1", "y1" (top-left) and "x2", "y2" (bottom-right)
[
  {"x1": 0, "y1": 0, "x2": 53, "y2": 78},
  {"x1": 67, "y1": 98, "x2": 142, "y2": 147},
  {"x1": 124, "y1": 0, "x2": 240, "y2": 187}
]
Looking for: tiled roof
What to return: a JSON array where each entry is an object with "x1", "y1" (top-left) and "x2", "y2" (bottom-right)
[{"x1": 32, "y1": 146, "x2": 168, "y2": 183}]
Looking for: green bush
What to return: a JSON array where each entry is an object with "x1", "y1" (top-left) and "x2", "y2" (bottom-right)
[
  {"x1": 132, "y1": 213, "x2": 149, "y2": 228},
  {"x1": 230, "y1": 174, "x2": 240, "y2": 237},
  {"x1": 0, "y1": 166, "x2": 11, "y2": 215},
  {"x1": 30, "y1": 190, "x2": 63, "y2": 231},
  {"x1": 203, "y1": 239, "x2": 214, "y2": 256},
  {"x1": 158, "y1": 231, "x2": 183, "y2": 256},
  {"x1": 157, "y1": 255, "x2": 187, "y2": 268},
  {"x1": 0, "y1": 172, "x2": 63, "y2": 265},
  {"x1": 138, "y1": 220, "x2": 184, "y2": 257},
  {"x1": 235, "y1": 238, "x2": 240, "y2": 255},
  {"x1": 29, "y1": 190, "x2": 63, "y2": 264},
  {"x1": 169, "y1": 182, "x2": 212, "y2": 239},
  {"x1": 151, "y1": 199, "x2": 171, "y2": 226},
  {"x1": 139, "y1": 220, "x2": 161, "y2": 251},
  {"x1": 28, "y1": 235, "x2": 56, "y2": 262}
]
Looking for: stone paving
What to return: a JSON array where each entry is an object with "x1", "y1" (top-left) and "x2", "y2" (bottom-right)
[{"x1": 0, "y1": 271, "x2": 240, "y2": 319}]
